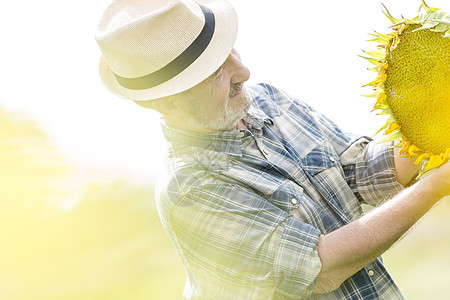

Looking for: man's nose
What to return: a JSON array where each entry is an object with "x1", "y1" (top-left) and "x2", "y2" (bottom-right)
[{"x1": 229, "y1": 54, "x2": 250, "y2": 84}]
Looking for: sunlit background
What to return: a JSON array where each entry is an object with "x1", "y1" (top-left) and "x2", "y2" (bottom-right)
[{"x1": 1, "y1": 0, "x2": 450, "y2": 299}]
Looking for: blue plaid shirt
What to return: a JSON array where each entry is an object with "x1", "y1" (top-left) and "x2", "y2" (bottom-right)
[{"x1": 156, "y1": 83, "x2": 405, "y2": 299}]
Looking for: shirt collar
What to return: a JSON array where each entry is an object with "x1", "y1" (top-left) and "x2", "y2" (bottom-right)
[
  {"x1": 244, "y1": 105, "x2": 273, "y2": 130},
  {"x1": 161, "y1": 104, "x2": 273, "y2": 156}
]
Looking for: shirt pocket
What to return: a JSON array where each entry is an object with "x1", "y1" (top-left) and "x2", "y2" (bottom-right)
[
  {"x1": 271, "y1": 179, "x2": 340, "y2": 233},
  {"x1": 267, "y1": 180, "x2": 303, "y2": 212},
  {"x1": 300, "y1": 142, "x2": 339, "y2": 175},
  {"x1": 300, "y1": 142, "x2": 361, "y2": 224}
]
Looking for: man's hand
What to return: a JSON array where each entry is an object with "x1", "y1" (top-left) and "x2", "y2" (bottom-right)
[
  {"x1": 313, "y1": 162, "x2": 450, "y2": 294},
  {"x1": 426, "y1": 162, "x2": 450, "y2": 199}
]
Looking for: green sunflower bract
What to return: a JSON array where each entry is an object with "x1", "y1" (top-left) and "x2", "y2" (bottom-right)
[{"x1": 362, "y1": 0, "x2": 450, "y2": 176}]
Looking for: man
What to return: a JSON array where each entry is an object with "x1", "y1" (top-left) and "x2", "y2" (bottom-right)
[{"x1": 95, "y1": 0, "x2": 450, "y2": 298}]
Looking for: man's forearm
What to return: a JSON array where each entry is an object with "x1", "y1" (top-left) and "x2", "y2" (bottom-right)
[{"x1": 313, "y1": 163, "x2": 450, "y2": 294}]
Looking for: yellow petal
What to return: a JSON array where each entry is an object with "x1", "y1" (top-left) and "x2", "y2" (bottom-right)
[
  {"x1": 408, "y1": 145, "x2": 422, "y2": 157},
  {"x1": 415, "y1": 152, "x2": 431, "y2": 164},
  {"x1": 374, "y1": 72, "x2": 387, "y2": 85},
  {"x1": 385, "y1": 122, "x2": 401, "y2": 135},
  {"x1": 442, "y1": 149, "x2": 450, "y2": 161},
  {"x1": 425, "y1": 155, "x2": 445, "y2": 170},
  {"x1": 374, "y1": 92, "x2": 387, "y2": 109},
  {"x1": 399, "y1": 139, "x2": 411, "y2": 156}
]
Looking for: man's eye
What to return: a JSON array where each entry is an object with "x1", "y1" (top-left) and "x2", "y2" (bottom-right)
[{"x1": 212, "y1": 66, "x2": 223, "y2": 78}]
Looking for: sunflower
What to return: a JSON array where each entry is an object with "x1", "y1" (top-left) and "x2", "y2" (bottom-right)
[{"x1": 362, "y1": 0, "x2": 450, "y2": 176}]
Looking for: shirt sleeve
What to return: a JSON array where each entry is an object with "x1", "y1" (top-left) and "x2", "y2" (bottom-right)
[
  {"x1": 300, "y1": 100, "x2": 404, "y2": 206},
  {"x1": 170, "y1": 181, "x2": 322, "y2": 299},
  {"x1": 340, "y1": 138, "x2": 405, "y2": 206}
]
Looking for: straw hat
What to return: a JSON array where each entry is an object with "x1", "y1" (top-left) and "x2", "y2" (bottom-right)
[{"x1": 95, "y1": 0, "x2": 238, "y2": 101}]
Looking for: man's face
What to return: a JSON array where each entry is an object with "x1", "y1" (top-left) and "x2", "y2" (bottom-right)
[{"x1": 181, "y1": 49, "x2": 251, "y2": 132}]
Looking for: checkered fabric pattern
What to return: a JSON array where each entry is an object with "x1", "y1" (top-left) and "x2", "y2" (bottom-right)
[{"x1": 156, "y1": 83, "x2": 405, "y2": 299}]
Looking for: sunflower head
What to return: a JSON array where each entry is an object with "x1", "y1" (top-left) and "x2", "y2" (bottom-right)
[{"x1": 362, "y1": 0, "x2": 450, "y2": 176}]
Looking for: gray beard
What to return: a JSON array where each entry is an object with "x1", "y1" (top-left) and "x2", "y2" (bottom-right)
[{"x1": 184, "y1": 87, "x2": 251, "y2": 132}]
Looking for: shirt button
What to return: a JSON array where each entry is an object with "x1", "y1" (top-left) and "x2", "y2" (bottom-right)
[
  {"x1": 368, "y1": 270, "x2": 374, "y2": 277},
  {"x1": 291, "y1": 198, "x2": 298, "y2": 205},
  {"x1": 240, "y1": 132, "x2": 245, "y2": 138},
  {"x1": 329, "y1": 156, "x2": 335, "y2": 163}
]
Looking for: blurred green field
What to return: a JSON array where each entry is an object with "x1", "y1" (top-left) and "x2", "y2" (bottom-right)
[
  {"x1": 383, "y1": 199, "x2": 450, "y2": 300},
  {"x1": 2, "y1": 109, "x2": 450, "y2": 299},
  {"x1": 0, "y1": 181, "x2": 186, "y2": 300},
  {"x1": 0, "y1": 109, "x2": 186, "y2": 299}
]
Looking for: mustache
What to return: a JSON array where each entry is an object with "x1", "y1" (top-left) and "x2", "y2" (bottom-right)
[{"x1": 229, "y1": 82, "x2": 244, "y2": 98}]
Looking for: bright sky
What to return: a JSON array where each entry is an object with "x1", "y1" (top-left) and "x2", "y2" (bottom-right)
[{"x1": 1, "y1": 0, "x2": 448, "y2": 181}]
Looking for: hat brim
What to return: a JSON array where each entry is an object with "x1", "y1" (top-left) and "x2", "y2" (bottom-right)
[{"x1": 98, "y1": 0, "x2": 238, "y2": 101}]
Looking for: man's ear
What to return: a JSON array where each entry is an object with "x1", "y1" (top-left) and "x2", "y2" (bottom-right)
[
  {"x1": 134, "y1": 97, "x2": 179, "y2": 115},
  {"x1": 134, "y1": 100, "x2": 154, "y2": 110},
  {"x1": 151, "y1": 97, "x2": 180, "y2": 116}
]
